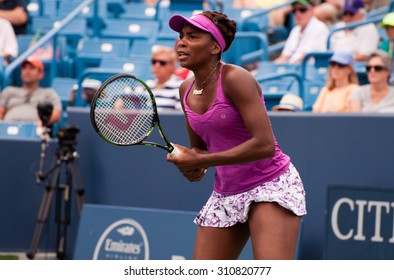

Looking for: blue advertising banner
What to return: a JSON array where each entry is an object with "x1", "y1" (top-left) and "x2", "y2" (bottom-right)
[
  {"x1": 74, "y1": 204, "x2": 253, "y2": 260},
  {"x1": 325, "y1": 185, "x2": 394, "y2": 259}
]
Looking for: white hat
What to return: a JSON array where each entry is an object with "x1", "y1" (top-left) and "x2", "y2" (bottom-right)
[{"x1": 272, "y1": 94, "x2": 304, "y2": 111}]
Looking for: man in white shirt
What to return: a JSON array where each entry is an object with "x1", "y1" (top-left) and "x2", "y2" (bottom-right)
[
  {"x1": 0, "y1": 17, "x2": 18, "y2": 64},
  {"x1": 329, "y1": 0, "x2": 379, "y2": 61},
  {"x1": 275, "y1": 0, "x2": 329, "y2": 64}
]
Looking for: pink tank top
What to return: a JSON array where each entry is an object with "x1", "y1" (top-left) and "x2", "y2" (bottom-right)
[{"x1": 184, "y1": 64, "x2": 290, "y2": 195}]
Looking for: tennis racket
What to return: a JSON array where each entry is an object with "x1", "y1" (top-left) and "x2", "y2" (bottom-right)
[{"x1": 90, "y1": 73, "x2": 180, "y2": 156}]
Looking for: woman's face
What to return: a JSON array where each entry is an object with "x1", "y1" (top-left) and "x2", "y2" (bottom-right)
[
  {"x1": 329, "y1": 62, "x2": 353, "y2": 81},
  {"x1": 366, "y1": 56, "x2": 390, "y2": 84},
  {"x1": 176, "y1": 24, "x2": 216, "y2": 68}
]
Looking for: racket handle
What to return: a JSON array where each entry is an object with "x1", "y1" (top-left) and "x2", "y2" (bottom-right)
[{"x1": 170, "y1": 146, "x2": 181, "y2": 157}]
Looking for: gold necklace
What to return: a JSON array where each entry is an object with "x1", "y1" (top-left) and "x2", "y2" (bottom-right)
[{"x1": 193, "y1": 61, "x2": 220, "y2": 95}]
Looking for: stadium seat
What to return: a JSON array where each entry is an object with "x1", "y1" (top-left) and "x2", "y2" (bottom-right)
[
  {"x1": 100, "y1": 18, "x2": 160, "y2": 43},
  {"x1": 256, "y1": 61, "x2": 300, "y2": 77},
  {"x1": 51, "y1": 77, "x2": 78, "y2": 108},
  {"x1": 0, "y1": 122, "x2": 41, "y2": 140},
  {"x1": 256, "y1": 71, "x2": 302, "y2": 110},
  {"x1": 112, "y1": 2, "x2": 158, "y2": 21},
  {"x1": 223, "y1": 7, "x2": 268, "y2": 32},
  {"x1": 129, "y1": 38, "x2": 175, "y2": 58},
  {"x1": 99, "y1": 56, "x2": 151, "y2": 81},
  {"x1": 222, "y1": 31, "x2": 269, "y2": 66},
  {"x1": 301, "y1": 51, "x2": 333, "y2": 81},
  {"x1": 26, "y1": 0, "x2": 57, "y2": 17},
  {"x1": 303, "y1": 80, "x2": 326, "y2": 111},
  {"x1": 74, "y1": 37, "x2": 130, "y2": 78},
  {"x1": 259, "y1": 77, "x2": 297, "y2": 110}
]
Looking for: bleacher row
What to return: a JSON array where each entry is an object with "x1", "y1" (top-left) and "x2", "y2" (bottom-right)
[{"x1": 0, "y1": 0, "x2": 394, "y2": 139}]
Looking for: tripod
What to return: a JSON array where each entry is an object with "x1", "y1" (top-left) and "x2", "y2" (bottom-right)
[{"x1": 26, "y1": 127, "x2": 84, "y2": 260}]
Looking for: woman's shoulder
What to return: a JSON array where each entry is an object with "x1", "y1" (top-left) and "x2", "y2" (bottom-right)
[{"x1": 222, "y1": 63, "x2": 255, "y2": 82}]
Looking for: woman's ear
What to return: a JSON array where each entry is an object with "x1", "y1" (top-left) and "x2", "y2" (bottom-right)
[{"x1": 211, "y1": 42, "x2": 221, "y2": 55}]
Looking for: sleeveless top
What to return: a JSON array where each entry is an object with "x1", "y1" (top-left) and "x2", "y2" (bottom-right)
[{"x1": 183, "y1": 64, "x2": 290, "y2": 195}]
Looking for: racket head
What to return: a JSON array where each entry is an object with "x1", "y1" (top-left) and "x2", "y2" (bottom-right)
[{"x1": 90, "y1": 74, "x2": 159, "y2": 146}]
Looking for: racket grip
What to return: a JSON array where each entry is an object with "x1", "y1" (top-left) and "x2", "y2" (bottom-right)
[{"x1": 170, "y1": 146, "x2": 181, "y2": 157}]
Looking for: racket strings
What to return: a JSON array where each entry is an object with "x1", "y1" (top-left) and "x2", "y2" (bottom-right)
[{"x1": 93, "y1": 77, "x2": 155, "y2": 145}]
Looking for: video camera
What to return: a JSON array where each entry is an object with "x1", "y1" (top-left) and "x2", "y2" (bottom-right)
[{"x1": 57, "y1": 125, "x2": 80, "y2": 147}]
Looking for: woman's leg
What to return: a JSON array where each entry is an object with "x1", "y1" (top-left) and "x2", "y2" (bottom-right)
[
  {"x1": 248, "y1": 202, "x2": 301, "y2": 260},
  {"x1": 193, "y1": 222, "x2": 250, "y2": 260}
]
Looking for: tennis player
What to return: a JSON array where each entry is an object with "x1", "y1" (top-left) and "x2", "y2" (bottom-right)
[{"x1": 167, "y1": 11, "x2": 306, "y2": 260}]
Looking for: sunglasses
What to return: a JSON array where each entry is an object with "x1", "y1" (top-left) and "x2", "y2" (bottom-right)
[
  {"x1": 366, "y1": 65, "x2": 387, "y2": 72},
  {"x1": 292, "y1": 7, "x2": 309, "y2": 13},
  {"x1": 151, "y1": 59, "x2": 169, "y2": 66},
  {"x1": 329, "y1": 61, "x2": 348, "y2": 68}
]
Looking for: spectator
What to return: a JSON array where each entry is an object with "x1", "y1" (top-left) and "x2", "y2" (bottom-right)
[
  {"x1": 0, "y1": 57, "x2": 62, "y2": 127},
  {"x1": 378, "y1": 12, "x2": 394, "y2": 57},
  {"x1": 0, "y1": 0, "x2": 28, "y2": 35},
  {"x1": 272, "y1": 93, "x2": 304, "y2": 111},
  {"x1": 329, "y1": 0, "x2": 379, "y2": 61},
  {"x1": 0, "y1": 17, "x2": 18, "y2": 64},
  {"x1": 349, "y1": 51, "x2": 394, "y2": 112},
  {"x1": 146, "y1": 46, "x2": 183, "y2": 112},
  {"x1": 314, "y1": 0, "x2": 344, "y2": 25},
  {"x1": 313, "y1": 51, "x2": 359, "y2": 112},
  {"x1": 275, "y1": 0, "x2": 329, "y2": 64}
]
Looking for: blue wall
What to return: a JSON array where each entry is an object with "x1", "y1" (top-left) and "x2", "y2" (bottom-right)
[{"x1": 1, "y1": 108, "x2": 394, "y2": 259}]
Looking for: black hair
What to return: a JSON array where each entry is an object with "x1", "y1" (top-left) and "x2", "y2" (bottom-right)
[{"x1": 201, "y1": 10, "x2": 237, "y2": 53}]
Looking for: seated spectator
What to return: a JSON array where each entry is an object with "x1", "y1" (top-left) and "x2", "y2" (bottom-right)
[
  {"x1": 0, "y1": 17, "x2": 18, "y2": 64},
  {"x1": 329, "y1": 0, "x2": 379, "y2": 61},
  {"x1": 146, "y1": 46, "x2": 183, "y2": 112},
  {"x1": 272, "y1": 93, "x2": 304, "y2": 111},
  {"x1": 0, "y1": 57, "x2": 62, "y2": 128},
  {"x1": 314, "y1": 0, "x2": 344, "y2": 25},
  {"x1": 378, "y1": 12, "x2": 394, "y2": 57},
  {"x1": 313, "y1": 51, "x2": 359, "y2": 112},
  {"x1": 275, "y1": 0, "x2": 329, "y2": 64},
  {"x1": 349, "y1": 51, "x2": 394, "y2": 112},
  {"x1": 0, "y1": 0, "x2": 28, "y2": 35}
]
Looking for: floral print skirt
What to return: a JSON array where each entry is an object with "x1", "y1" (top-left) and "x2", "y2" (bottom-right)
[{"x1": 194, "y1": 163, "x2": 307, "y2": 228}]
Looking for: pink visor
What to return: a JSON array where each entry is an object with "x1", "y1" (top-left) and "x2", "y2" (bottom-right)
[{"x1": 169, "y1": 14, "x2": 226, "y2": 53}]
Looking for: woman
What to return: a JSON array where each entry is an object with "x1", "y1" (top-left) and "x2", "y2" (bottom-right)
[
  {"x1": 349, "y1": 51, "x2": 394, "y2": 112},
  {"x1": 312, "y1": 51, "x2": 359, "y2": 112},
  {"x1": 167, "y1": 11, "x2": 306, "y2": 260}
]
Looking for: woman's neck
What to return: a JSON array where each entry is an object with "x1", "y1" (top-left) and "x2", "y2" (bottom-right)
[
  {"x1": 371, "y1": 82, "x2": 390, "y2": 93},
  {"x1": 334, "y1": 78, "x2": 350, "y2": 88}
]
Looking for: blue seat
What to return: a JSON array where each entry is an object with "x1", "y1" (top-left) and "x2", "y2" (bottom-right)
[
  {"x1": 129, "y1": 38, "x2": 176, "y2": 58},
  {"x1": 0, "y1": 122, "x2": 40, "y2": 140},
  {"x1": 222, "y1": 31, "x2": 268, "y2": 66},
  {"x1": 113, "y1": 2, "x2": 158, "y2": 21},
  {"x1": 26, "y1": 0, "x2": 57, "y2": 17},
  {"x1": 256, "y1": 61, "x2": 300, "y2": 77},
  {"x1": 301, "y1": 51, "x2": 333, "y2": 81},
  {"x1": 223, "y1": 7, "x2": 268, "y2": 32},
  {"x1": 303, "y1": 80, "x2": 325, "y2": 111},
  {"x1": 51, "y1": 77, "x2": 77, "y2": 108},
  {"x1": 99, "y1": 56, "x2": 151, "y2": 81},
  {"x1": 75, "y1": 37, "x2": 130, "y2": 78},
  {"x1": 100, "y1": 18, "x2": 160, "y2": 43},
  {"x1": 57, "y1": 0, "x2": 107, "y2": 18},
  {"x1": 259, "y1": 79, "x2": 296, "y2": 110}
]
